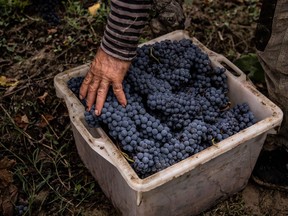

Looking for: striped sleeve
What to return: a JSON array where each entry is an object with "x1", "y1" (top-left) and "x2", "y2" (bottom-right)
[{"x1": 100, "y1": 0, "x2": 152, "y2": 61}]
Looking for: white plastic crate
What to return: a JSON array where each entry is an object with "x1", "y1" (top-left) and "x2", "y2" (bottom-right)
[{"x1": 54, "y1": 30, "x2": 283, "y2": 216}]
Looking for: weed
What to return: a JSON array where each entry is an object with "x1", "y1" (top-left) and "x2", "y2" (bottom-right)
[
  {"x1": 0, "y1": 99, "x2": 109, "y2": 215},
  {"x1": 93, "y1": 2, "x2": 109, "y2": 25},
  {"x1": 65, "y1": 0, "x2": 86, "y2": 17},
  {"x1": 0, "y1": 0, "x2": 30, "y2": 14},
  {"x1": 234, "y1": 53, "x2": 265, "y2": 84}
]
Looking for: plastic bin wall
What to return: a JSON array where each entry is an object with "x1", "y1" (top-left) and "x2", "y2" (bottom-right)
[{"x1": 54, "y1": 30, "x2": 283, "y2": 216}]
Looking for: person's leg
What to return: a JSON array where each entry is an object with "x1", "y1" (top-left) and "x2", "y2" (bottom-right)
[{"x1": 253, "y1": 0, "x2": 288, "y2": 190}]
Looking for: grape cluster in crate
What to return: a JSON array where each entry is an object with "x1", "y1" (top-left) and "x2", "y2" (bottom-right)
[{"x1": 67, "y1": 39, "x2": 257, "y2": 178}]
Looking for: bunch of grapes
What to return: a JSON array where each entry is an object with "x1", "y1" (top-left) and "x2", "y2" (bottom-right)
[
  {"x1": 30, "y1": 0, "x2": 60, "y2": 25},
  {"x1": 67, "y1": 38, "x2": 257, "y2": 178},
  {"x1": 15, "y1": 204, "x2": 28, "y2": 216}
]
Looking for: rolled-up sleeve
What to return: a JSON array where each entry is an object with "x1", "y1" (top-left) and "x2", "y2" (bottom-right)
[{"x1": 100, "y1": 0, "x2": 152, "y2": 61}]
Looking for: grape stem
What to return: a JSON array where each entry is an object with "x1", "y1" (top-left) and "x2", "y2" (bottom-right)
[{"x1": 149, "y1": 47, "x2": 160, "y2": 63}]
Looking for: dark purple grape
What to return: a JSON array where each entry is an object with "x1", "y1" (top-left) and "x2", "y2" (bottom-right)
[{"x1": 67, "y1": 39, "x2": 258, "y2": 178}]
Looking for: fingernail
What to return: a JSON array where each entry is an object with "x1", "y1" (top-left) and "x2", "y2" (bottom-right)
[
  {"x1": 95, "y1": 109, "x2": 100, "y2": 116},
  {"x1": 79, "y1": 95, "x2": 83, "y2": 100}
]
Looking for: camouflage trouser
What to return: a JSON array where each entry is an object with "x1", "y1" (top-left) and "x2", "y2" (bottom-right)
[
  {"x1": 256, "y1": 0, "x2": 288, "y2": 149},
  {"x1": 150, "y1": 0, "x2": 185, "y2": 36}
]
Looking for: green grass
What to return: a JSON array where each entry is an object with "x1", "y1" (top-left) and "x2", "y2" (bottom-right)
[
  {"x1": 0, "y1": 102, "x2": 107, "y2": 215},
  {"x1": 1, "y1": 1, "x2": 114, "y2": 215}
]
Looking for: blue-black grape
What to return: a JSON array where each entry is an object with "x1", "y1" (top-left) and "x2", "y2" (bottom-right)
[
  {"x1": 15, "y1": 203, "x2": 28, "y2": 216},
  {"x1": 67, "y1": 39, "x2": 258, "y2": 178},
  {"x1": 31, "y1": 0, "x2": 60, "y2": 25}
]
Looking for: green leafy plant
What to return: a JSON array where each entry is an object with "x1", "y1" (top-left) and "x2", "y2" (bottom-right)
[
  {"x1": 234, "y1": 53, "x2": 266, "y2": 84},
  {"x1": 0, "y1": 0, "x2": 30, "y2": 12},
  {"x1": 93, "y1": 2, "x2": 109, "y2": 25},
  {"x1": 64, "y1": 0, "x2": 86, "y2": 17}
]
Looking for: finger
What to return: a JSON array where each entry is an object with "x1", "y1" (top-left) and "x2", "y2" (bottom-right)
[
  {"x1": 79, "y1": 71, "x2": 93, "y2": 99},
  {"x1": 86, "y1": 76, "x2": 100, "y2": 111},
  {"x1": 95, "y1": 80, "x2": 110, "y2": 116},
  {"x1": 112, "y1": 83, "x2": 127, "y2": 107}
]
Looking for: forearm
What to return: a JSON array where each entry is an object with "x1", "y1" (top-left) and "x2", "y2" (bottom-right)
[{"x1": 101, "y1": 0, "x2": 152, "y2": 61}]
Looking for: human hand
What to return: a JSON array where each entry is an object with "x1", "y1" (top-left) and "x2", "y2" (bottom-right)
[{"x1": 79, "y1": 47, "x2": 131, "y2": 115}]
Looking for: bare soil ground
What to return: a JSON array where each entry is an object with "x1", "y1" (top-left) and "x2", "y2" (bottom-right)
[{"x1": 0, "y1": 0, "x2": 287, "y2": 215}]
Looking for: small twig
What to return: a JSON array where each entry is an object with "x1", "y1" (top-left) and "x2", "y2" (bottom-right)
[
  {"x1": 52, "y1": 102, "x2": 62, "y2": 116},
  {"x1": 230, "y1": 24, "x2": 254, "y2": 29},
  {"x1": 55, "y1": 35, "x2": 82, "y2": 59},
  {"x1": 21, "y1": 86, "x2": 28, "y2": 100},
  {"x1": 39, "y1": 142, "x2": 53, "y2": 150},
  {"x1": 24, "y1": 14, "x2": 41, "y2": 21},
  {"x1": 206, "y1": 29, "x2": 216, "y2": 47},
  {"x1": 0, "y1": 103, "x2": 35, "y2": 141},
  {"x1": 220, "y1": 102, "x2": 231, "y2": 112},
  {"x1": 67, "y1": 166, "x2": 72, "y2": 190},
  {"x1": 90, "y1": 25, "x2": 98, "y2": 39},
  {"x1": 0, "y1": 141, "x2": 27, "y2": 165},
  {"x1": 31, "y1": 155, "x2": 73, "y2": 206},
  {"x1": 218, "y1": 31, "x2": 224, "y2": 41},
  {"x1": 58, "y1": 124, "x2": 71, "y2": 140},
  {"x1": 227, "y1": 34, "x2": 236, "y2": 52},
  {"x1": 41, "y1": 114, "x2": 59, "y2": 139},
  {"x1": 38, "y1": 141, "x2": 71, "y2": 170},
  {"x1": 45, "y1": 152, "x2": 70, "y2": 191},
  {"x1": 234, "y1": 35, "x2": 254, "y2": 51},
  {"x1": 149, "y1": 47, "x2": 160, "y2": 63},
  {"x1": 1, "y1": 84, "x2": 29, "y2": 99},
  {"x1": 6, "y1": 21, "x2": 33, "y2": 34}
]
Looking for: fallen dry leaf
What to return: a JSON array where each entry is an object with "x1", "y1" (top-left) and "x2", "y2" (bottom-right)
[
  {"x1": 2, "y1": 185, "x2": 18, "y2": 216},
  {"x1": 14, "y1": 115, "x2": 29, "y2": 129},
  {"x1": 0, "y1": 76, "x2": 19, "y2": 87},
  {"x1": 21, "y1": 114, "x2": 29, "y2": 124},
  {"x1": 47, "y1": 28, "x2": 57, "y2": 34},
  {"x1": 2, "y1": 198, "x2": 13, "y2": 216},
  {"x1": 0, "y1": 170, "x2": 13, "y2": 188},
  {"x1": 37, "y1": 92, "x2": 49, "y2": 104},
  {"x1": 0, "y1": 157, "x2": 16, "y2": 170},
  {"x1": 0, "y1": 157, "x2": 15, "y2": 189},
  {"x1": 9, "y1": 184, "x2": 18, "y2": 203},
  {"x1": 88, "y1": 3, "x2": 101, "y2": 16},
  {"x1": 34, "y1": 190, "x2": 49, "y2": 205},
  {"x1": 3, "y1": 85, "x2": 18, "y2": 96},
  {"x1": 37, "y1": 149, "x2": 51, "y2": 162},
  {"x1": 36, "y1": 114, "x2": 54, "y2": 128},
  {"x1": 0, "y1": 157, "x2": 18, "y2": 216}
]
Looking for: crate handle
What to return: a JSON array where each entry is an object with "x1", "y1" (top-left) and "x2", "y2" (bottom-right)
[
  {"x1": 212, "y1": 54, "x2": 247, "y2": 82},
  {"x1": 71, "y1": 114, "x2": 117, "y2": 167}
]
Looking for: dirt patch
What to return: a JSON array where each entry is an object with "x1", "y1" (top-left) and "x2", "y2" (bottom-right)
[
  {"x1": 242, "y1": 182, "x2": 288, "y2": 215},
  {"x1": 184, "y1": 0, "x2": 261, "y2": 60}
]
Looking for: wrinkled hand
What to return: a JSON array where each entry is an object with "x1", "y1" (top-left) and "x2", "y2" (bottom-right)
[{"x1": 79, "y1": 48, "x2": 131, "y2": 115}]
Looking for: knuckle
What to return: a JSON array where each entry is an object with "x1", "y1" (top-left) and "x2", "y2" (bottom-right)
[
  {"x1": 97, "y1": 88, "x2": 106, "y2": 96},
  {"x1": 113, "y1": 84, "x2": 123, "y2": 92},
  {"x1": 83, "y1": 76, "x2": 91, "y2": 84},
  {"x1": 88, "y1": 85, "x2": 98, "y2": 92},
  {"x1": 114, "y1": 90, "x2": 124, "y2": 97}
]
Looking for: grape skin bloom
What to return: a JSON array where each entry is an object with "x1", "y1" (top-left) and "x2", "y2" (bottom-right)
[{"x1": 67, "y1": 39, "x2": 257, "y2": 178}]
